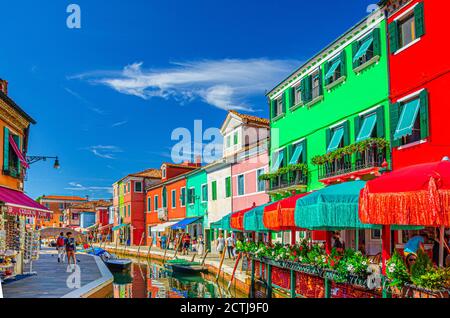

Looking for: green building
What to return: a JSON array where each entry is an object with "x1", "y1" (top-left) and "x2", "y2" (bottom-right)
[{"x1": 266, "y1": 11, "x2": 390, "y2": 201}]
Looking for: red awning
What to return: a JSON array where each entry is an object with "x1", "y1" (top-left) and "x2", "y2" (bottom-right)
[
  {"x1": 360, "y1": 159, "x2": 450, "y2": 226},
  {"x1": 230, "y1": 205, "x2": 257, "y2": 231},
  {"x1": 263, "y1": 193, "x2": 310, "y2": 231},
  {"x1": 0, "y1": 186, "x2": 51, "y2": 219}
]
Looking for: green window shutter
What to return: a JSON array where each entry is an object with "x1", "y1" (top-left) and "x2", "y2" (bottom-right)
[
  {"x1": 376, "y1": 105, "x2": 385, "y2": 138},
  {"x1": 340, "y1": 50, "x2": 347, "y2": 77},
  {"x1": 301, "y1": 139, "x2": 307, "y2": 164},
  {"x1": 419, "y1": 90, "x2": 429, "y2": 139},
  {"x1": 352, "y1": 41, "x2": 361, "y2": 68},
  {"x1": 324, "y1": 61, "x2": 330, "y2": 86},
  {"x1": 343, "y1": 121, "x2": 350, "y2": 146},
  {"x1": 3, "y1": 127, "x2": 9, "y2": 172},
  {"x1": 287, "y1": 144, "x2": 293, "y2": 164},
  {"x1": 415, "y1": 2, "x2": 425, "y2": 38},
  {"x1": 306, "y1": 75, "x2": 312, "y2": 102},
  {"x1": 212, "y1": 181, "x2": 217, "y2": 201},
  {"x1": 325, "y1": 128, "x2": 331, "y2": 149},
  {"x1": 300, "y1": 77, "x2": 307, "y2": 102},
  {"x1": 282, "y1": 147, "x2": 288, "y2": 168},
  {"x1": 372, "y1": 28, "x2": 381, "y2": 57},
  {"x1": 282, "y1": 92, "x2": 287, "y2": 114},
  {"x1": 288, "y1": 87, "x2": 295, "y2": 109},
  {"x1": 354, "y1": 115, "x2": 362, "y2": 140},
  {"x1": 388, "y1": 21, "x2": 399, "y2": 54},
  {"x1": 318, "y1": 69, "x2": 323, "y2": 96},
  {"x1": 270, "y1": 99, "x2": 275, "y2": 120},
  {"x1": 390, "y1": 103, "x2": 401, "y2": 148},
  {"x1": 225, "y1": 177, "x2": 231, "y2": 198}
]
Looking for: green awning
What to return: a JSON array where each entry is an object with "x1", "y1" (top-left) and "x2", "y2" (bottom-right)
[
  {"x1": 112, "y1": 223, "x2": 129, "y2": 231},
  {"x1": 289, "y1": 143, "x2": 304, "y2": 165},
  {"x1": 325, "y1": 59, "x2": 341, "y2": 80},
  {"x1": 327, "y1": 127, "x2": 344, "y2": 152},
  {"x1": 394, "y1": 99, "x2": 420, "y2": 140},
  {"x1": 271, "y1": 150, "x2": 284, "y2": 172},
  {"x1": 243, "y1": 204, "x2": 270, "y2": 232},
  {"x1": 353, "y1": 37, "x2": 374, "y2": 62},
  {"x1": 210, "y1": 214, "x2": 232, "y2": 231},
  {"x1": 295, "y1": 181, "x2": 378, "y2": 230},
  {"x1": 356, "y1": 113, "x2": 377, "y2": 142}
]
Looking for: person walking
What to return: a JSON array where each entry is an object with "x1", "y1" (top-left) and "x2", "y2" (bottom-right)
[
  {"x1": 197, "y1": 234, "x2": 205, "y2": 256},
  {"x1": 161, "y1": 234, "x2": 167, "y2": 250},
  {"x1": 226, "y1": 233, "x2": 235, "y2": 260},
  {"x1": 65, "y1": 232, "x2": 78, "y2": 268},
  {"x1": 216, "y1": 233, "x2": 225, "y2": 256},
  {"x1": 56, "y1": 232, "x2": 67, "y2": 263},
  {"x1": 182, "y1": 234, "x2": 191, "y2": 255}
]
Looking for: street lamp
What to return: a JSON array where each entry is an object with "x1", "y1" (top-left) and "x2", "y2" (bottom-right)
[{"x1": 26, "y1": 156, "x2": 60, "y2": 169}]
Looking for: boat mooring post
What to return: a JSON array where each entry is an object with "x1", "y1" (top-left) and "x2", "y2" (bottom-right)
[
  {"x1": 227, "y1": 252, "x2": 242, "y2": 290},
  {"x1": 173, "y1": 232, "x2": 185, "y2": 260},
  {"x1": 146, "y1": 236, "x2": 154, "y2": 260},
  {"x1": 266, "y1": 263, "x2": 272, "y2": 298},
  {"x1": 137, "y1": 232, "x2": 145, "y2": 257},
  {"x1": 216, "y1": 247, "x2": 227, "y2": 281},
  {"x1": 162, "y1": 231, "x2": 173, "y2": 263},
  {"x1": 201, "y1": 249, "x2": 209, "y2": 266}
]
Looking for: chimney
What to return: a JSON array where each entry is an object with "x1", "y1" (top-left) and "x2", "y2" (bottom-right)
[
  {"x1": 0, "y1": 79, "x2": 8, "y2": 95},
  {"x1": 195, "y1": 155, "x2": 202, "y2": 166}
]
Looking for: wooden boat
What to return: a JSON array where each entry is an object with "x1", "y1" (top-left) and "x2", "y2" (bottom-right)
[
  {"x1": 164, "y1": 259, "x2": 206, "y2": 274},
  {"x1": 103, "y1": 258, "x2": 132, "y2": 272}
]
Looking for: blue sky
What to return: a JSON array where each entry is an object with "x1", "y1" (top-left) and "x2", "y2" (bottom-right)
[{"x1": 1, "y1": 0, "x2": 376, "y2": 199}]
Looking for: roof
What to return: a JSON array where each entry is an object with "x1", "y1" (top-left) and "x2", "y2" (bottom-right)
[
  {"x1": 129, "y1": 168, "x2": 162, "y2": 179},
  {"x1": 145, "y1": 169, "x2": 195, "y2": 191},
  {"x1": 70, "y1": 199, "x2": 113, "y2": 211},
  {"x1": 229, "y1": 110, "x2": 270, "y2": 127},
  {"x1": 163, "y1": 163, "x2": 200, "y2": 170},
  {"x1": 0, "y1": 90, "x2": 36, "y2": 124},
  {"x1": 39, "y1": 195, "x2": 88, "y2": 202}
]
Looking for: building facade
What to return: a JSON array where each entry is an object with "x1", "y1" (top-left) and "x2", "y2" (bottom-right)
[
  {"x1": 383, "y1": 0, "x2": 450, "y2": 169},
  {"x1": 185, "y1": 168, "x2": 208, "y2": 242},
  {"x1": 37, "y1": 195, "x2": 88, "y2": 228}
]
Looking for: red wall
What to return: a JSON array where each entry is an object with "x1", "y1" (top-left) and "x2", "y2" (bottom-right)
[
  {"x1": 388, "y1": 0, "x2": 450, "y2": 169},
  {"x1": 123, "y1": 180, "x2": 146, "y2": 245}
]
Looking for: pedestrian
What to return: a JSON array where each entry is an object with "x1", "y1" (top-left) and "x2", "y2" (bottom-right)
[
  {"x1": 216, "y1": 233, "x2": 225, "y2": 256},
  {"x1": 226, "y1": 233, "x2": 235, "y2": 260},
  {"x1": 182, "y1": 234, "x2": 191, "y2": 255},
  {"x1": 161, "y1": 234, "x2": 167, "y2": 250},
  {"x1": 65, "y1": 232, "x2": 78, "y2": 268},
  {"x1": 191, "y1": 236, "x2": 198, "y2": 252},
  {"x1": 56, "y1": 232, "x2": 66, "y2": 263},
  {"x1": 404, "y1": 232, "x2": 428, "y2": 258},
  {"x1": 197, "y1": 234, "x2": 205, "y2": 256},
  {"x1": 332, "y1": 231, "x2": 345, "y2": 252}
]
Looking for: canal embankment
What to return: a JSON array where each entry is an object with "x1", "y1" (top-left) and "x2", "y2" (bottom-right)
[{"x1": 1, "y1": 248, "x2": 113, "y2": 298}]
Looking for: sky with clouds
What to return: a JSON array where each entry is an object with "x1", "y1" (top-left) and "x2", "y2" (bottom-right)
[{"x1": 1, "y1": 0, "x2": 376, "y2": 199}]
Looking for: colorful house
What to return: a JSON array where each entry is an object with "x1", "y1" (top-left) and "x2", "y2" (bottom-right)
[
  {"x1": 112, "y1": 168, "x2": 161, "y2": 245},
  {"x1": 266, "y1": 9, "x2": 390, "y2": 252},
  {"x1": 382, "y1": 0, "x2": 450, "y2": 169},
  {"x1": 145, "y1": 162, "x2": 200, "y2": 246},
  {"x1": 37, "y1": 195, "x2": 88, "y2": 228},
  {"x1": 185, "y1": 168, "x2": 208, "y2": 243}
]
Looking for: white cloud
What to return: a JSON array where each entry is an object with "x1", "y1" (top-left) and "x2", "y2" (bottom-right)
[
  {"x1": 63, "y1": 87, "x2": 105, "y2": 115},
  {"x1": 111, "y1": 120, "x2": 128, "y2": 128},
  {"x1": 85, "y1": 145, "x2": 123, "y2": 159},
  {"x1": 70, "y1": 58, "x2": 300, "y2": 111},
  {"x1": 65, "y1": 182, "x2": 113, "y2": 194}
]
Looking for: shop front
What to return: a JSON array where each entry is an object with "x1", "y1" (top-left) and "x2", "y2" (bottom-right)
[{"x1": 0, "y1": 186, "x2": 51, "y2": 282}]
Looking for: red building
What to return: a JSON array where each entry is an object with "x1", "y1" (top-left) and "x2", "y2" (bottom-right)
[
  {"x1": 145, "y1": 162, "x2": 200, "y2": 246},
  {"x1": 384, "y1": 0, "x2": 450, "y2": 169}
]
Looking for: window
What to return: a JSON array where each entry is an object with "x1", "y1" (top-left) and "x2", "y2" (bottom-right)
[
  {"x1": 135, "y1": 181, "x2": 142, "y2": 192},
  {"x1": 162, "y1": 167, "x2": 166, "y2": 179},
  {"x1": 211, "y1": 181, "x2": 217, "y2": 201},
  {"x1": 201, "y1": 184, "x2": 208, "y2": 202},
  {"x1": 237, "y1": 174, "x2": 245, "y2": 196},
  {"x1": 180, "y1": 187, "x2": 186, "y2": 207},
  {"x1": 355, "y1": 113, "x2": 377, "y2": 142},
  {"x1": 226, "y1": 135, "x2": 231, "y2": 148},
  {"x1": 389, "y1": 2, "x2": 424, "y2": 53},
  {"x1": 128, "y1": 205, "x2": 131, "y2": 216},
  {"x1": 59, "y1": 203, "x2": 64, "y2": 210},
  {"x1": 2, "y1": 128, "x2": 21, "y2": 178},
  {"x1": 327, "y1": 126, "x2": 345, "y2": 153},
  {"x1": 289, "y1": 142, "x2": 304, "y2": 165},
  {"x1": 233, "y1": 131, "x2": 238, "y2": 145},
  {"x1": 162, "y1": 187, "x2": 167, "y2": 208},
  {"x1": 300, "y1": 68, "x2": 322, "y2": 104},
  {"x1": 225, "y1": 177, "x2": 231, "y2": 198},
  {"x1": 391, "y1": 91, "x2": 429, "y2": 147},
  {"x1": 271, "y1": 149, "x2": 285, "y2": 172},
  {"x1": 294, "y1": 84, "x2": 302, "y2": 106},
  {"x1": 352, "y1": 28, "x2": 381, "y2": 69},
  {"x1": 147, "y1": 197, "x2": 151, "y2": 212},
  {"x1": 188, "y1": 188, "x2": 195, "y2": 205},
  {"x1": 171, "y1": 189, "x2": 176, "y2": 208},
  {"x1": 324, "y1": 51, "x2": 346, "y2": 87},
  {"x1": 270, "y1": 96, "x2": 285, "y2": 119},
  {"x1": 371, "y1": 229, "x2": 381, "y2": 240},
  {"x1": 257, "y1": 169, "x2": 266, "y2": 192},
  {"x1": 154, "y1": 195, "x2": 159, "y2": 211},
  {"x1": 45, "y1": 203, "x2": 50, "y2": 209},
  {"x1": 311, "y1": 69, "x2": 321, "y2": 100}
]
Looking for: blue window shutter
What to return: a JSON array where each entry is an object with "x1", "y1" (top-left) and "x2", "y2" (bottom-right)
[
  {"x1": 340, "y1": 50, "x2": 347, "y2": 77},
  {"x1": 3, "y1": 127, "x2": 9, "y2": 172},
  {"x1": 419, "y1": 90, "x2": 429, "y2": 139},
  {"x1": 388, "y1": 21, "x2": 399, "y2": 54},
  {"x1": 415, "y1": 2, "x2": 425, "y2": 38},
  {"x1": 301, "y1": 139, "x2": 307, "y2": 164},
  {"x1": 390, "y1": 103, "x2": 401, "y2": 147},
  {"x1": 372, "y1": 28, "x2": 381, "y2": 57},
  {"x1": 324, "y1": 61, "x2": 330, "y2": 86},
  {"x1": 376, "y1": 105, "x2": 385, "y2": 138}
]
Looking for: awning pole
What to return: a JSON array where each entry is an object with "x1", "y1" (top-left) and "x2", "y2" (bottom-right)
[
  {"x1": 355, "y1": 229, "x2": 359, "y2": 251},
  {"x1": 291, "y1": 229, "x2": 296, "y2": 245},
  {"x1": 439, "y1": 225, "x2": 445, "y2": 268},
  {"x1": 381, "y1": 225, "x2": 391, "y2": 275},
  {"x1": 325, "y1": 231, "x2": 333, "y2": 255}
]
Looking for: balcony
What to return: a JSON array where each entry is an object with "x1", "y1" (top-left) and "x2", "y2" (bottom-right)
[
  {"x1": 315, "y1": 139, "x2": 388, "y2": 185},
  {"x1": 262, "y1": 166, "x2": 308, "y2": 195}
]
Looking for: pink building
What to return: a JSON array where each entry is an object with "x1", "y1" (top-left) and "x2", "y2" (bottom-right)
[{"x1": 220, "y1": 111, "x2": 270, "y2": 213}]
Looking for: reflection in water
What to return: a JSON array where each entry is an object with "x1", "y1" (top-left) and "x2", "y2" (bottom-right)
[{"x1": 112, "y1": 261, "x2": 238, "y2": 298}]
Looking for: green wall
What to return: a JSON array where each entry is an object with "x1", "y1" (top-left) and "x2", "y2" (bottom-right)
[
  {"x1": 118, "y1": 180, "x2": 124, "y2": 222},
  {"x1": 186, "y1": 169, "x2": 208, "y2": 226},
  {"x1": 270, "y1": 19, "x2": 390, "y2": 196}
]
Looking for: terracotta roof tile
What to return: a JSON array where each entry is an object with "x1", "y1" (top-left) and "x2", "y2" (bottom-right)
[
  {"x1": 41, "y1": 195, "x2": 88, "y2": 201},
  {"x1": 130, "y1": 168, "x2": 162, "y2": 179},
  {"x1": 70, "y1": 200, "x2": 113, "y2": 210},
  {"x1": 229, "y1": 110, "x2": 269, "y2": 127}
]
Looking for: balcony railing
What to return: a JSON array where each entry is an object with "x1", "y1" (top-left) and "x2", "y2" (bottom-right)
[
  {"x1": 267, "y1": 169, "x2": 308, "y2": 193},
  {"x1": 318, "y1": 143, "x2": 387, "y2": 181}
]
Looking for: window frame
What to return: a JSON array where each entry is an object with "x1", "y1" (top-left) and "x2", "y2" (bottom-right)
[
  {"x1": 154, "y1": 195, "x2": 159, "y2": 211},
  {"x1": 237, "y1": 174, "x2": 245, "y2": 196},
  {"x1": 134, "y1": 181, "x2": 143, "y2": 193},
  {"x1": 171, "y1": 189, "x2": 177, "y2": 209},
  {"x1": 201, "y1": 183, "x2": 208, "y2": 202},
  {"x1": 180, "y1": 187, "x2": 186, "y2": 207},
  {"x1": 256, "y1": 168, "x2": 266, "y2": 193}
]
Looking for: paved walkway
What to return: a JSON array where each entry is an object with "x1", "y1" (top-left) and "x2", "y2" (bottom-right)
[{"x1": 2, "y1": 248, "x2": 111, "y2": 298}]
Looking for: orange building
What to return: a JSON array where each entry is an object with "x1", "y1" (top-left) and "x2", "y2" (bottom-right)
[
  {"x1": 145, "y1": 162, "x2": 200, "y2": 246},
  {"x1": 37, "y1": 195, "x2": 88, "y2": 228}
]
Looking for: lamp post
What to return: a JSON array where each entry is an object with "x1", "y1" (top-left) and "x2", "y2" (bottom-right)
[{"x1": 26, "y1": 156, "x2": 60, "y2": 169}]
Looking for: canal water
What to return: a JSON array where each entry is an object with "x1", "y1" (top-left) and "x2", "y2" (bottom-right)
[{"x1": 110, "y1": 258, "x2": 245, "y2": 298}]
